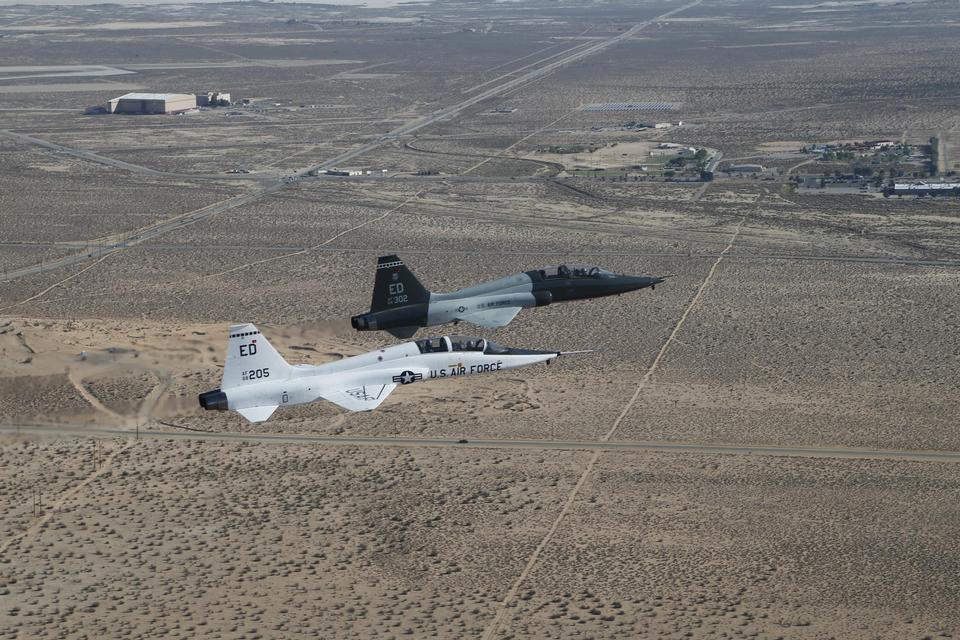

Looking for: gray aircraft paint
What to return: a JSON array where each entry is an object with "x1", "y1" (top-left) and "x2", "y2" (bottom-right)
[
  {"x1": 352, "y1": 255, "x2": 663, "y2": 339},
  {"x1": 426, "y1": 272, "x2": 538, "y2": 326}
]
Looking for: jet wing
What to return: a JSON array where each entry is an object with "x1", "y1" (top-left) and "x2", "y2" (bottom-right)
[
  {"x1": 319, "y1": 383, "x2": 398, "y2": 412},
  {"x1": 458, "y1": 306, "x2": 522, "y2": 328}
]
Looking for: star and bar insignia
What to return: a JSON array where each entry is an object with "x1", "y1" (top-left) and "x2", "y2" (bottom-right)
[{"x1": 392, "y1": 370, "x2": 423, "y2": 385}]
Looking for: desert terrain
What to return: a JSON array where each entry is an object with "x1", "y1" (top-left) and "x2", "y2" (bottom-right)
[{"x1": 2, "y1": 0, "x2": 960, "y2": 638}]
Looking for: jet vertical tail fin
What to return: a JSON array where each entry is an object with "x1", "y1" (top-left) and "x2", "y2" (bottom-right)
[
  {"x1": 222, "y1": 323, "x2": 292, "y2": 389},
  {"x1": 370, "y1": 255, "x2": 430, "y2": 313}
]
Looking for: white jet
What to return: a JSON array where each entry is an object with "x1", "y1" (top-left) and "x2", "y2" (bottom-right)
[{"x1": 199, "y1": 323, "x2": 590, "y2": 422}]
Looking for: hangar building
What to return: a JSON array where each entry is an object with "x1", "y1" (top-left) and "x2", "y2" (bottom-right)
[{"x1": 107, "y1": 93, "x2": 196, "y2": 114}]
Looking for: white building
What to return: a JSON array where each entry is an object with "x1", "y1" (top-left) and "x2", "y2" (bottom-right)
[
  {"x1": 196, "y1": 91, "x2": 232, "y2": 107},
  {"x1": 107, "y1": 93, "x2": 196, "y2": 114},
  {"x1": 893, "y1": 182, "x2": 960, "y2": 195}
]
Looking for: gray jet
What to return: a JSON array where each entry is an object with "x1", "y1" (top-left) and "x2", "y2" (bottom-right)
[{"x1": 351, "y1": 255, "x2": 664, "y2": 339}]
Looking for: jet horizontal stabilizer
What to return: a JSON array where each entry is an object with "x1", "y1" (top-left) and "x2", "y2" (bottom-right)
[
  {"x1": 386, "y1": 325, "x2": 420, "y2": 339},
  {"x1": 236, "y1": 405, "x2": 279, "y2": 423}
]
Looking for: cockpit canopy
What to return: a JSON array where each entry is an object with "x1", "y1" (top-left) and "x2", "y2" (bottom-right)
[
  {"x1": 538, "y1": 264, "x2": 617, "y2": 279},
  {"x1": 415, "y1": 335, "x2": 509, "y2": 355}
]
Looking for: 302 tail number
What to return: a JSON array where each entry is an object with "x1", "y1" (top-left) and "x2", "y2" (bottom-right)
[{"x1": 387, "y1": 283, "x2": 407, "y2": 305}]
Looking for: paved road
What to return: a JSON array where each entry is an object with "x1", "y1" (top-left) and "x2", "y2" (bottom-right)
[
  {"x1": 0, "y1": 183, "x2": 288, "y2": 284},
  {"x1": 705, "y1": 148, "x2": 723, "y2": 173},
  {"x1": 0, "y1": 129, "x2": 272, "y2": 181},
  {"x1": 938, "y1": 130, "x2": 949, "y2": 175},
  {"x1": 2, "y1": 129, "x2": 170, "y2": 177},
  {"x1": 1, "y1": 0, "x2": 702, "y2": 286},
  {"x1": 295, "y1": 1, "x2": 703, "y2": 177},
  {"x1": 3, "y1": 241, "x2": 958, "y2": 269},
  {"x1": 3, "y1": 424, "x2": 958, "y2": 463}
]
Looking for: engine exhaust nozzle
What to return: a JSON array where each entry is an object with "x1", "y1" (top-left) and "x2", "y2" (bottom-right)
[{"x1": 199, "y1": 389, "x2": 228, "y2": 411}]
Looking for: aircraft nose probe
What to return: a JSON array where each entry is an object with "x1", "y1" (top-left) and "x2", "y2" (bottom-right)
[
  {"x1": 647, "y1": 275, "x2": 669, "y2": 290},
  {"x1": 546, "y1": 349, "x2": 600, "y2": 364}
]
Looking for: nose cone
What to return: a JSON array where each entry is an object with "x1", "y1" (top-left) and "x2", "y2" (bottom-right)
[
  {"x1": 500, "y1": 346, "x2": 558, "y2": 356},
  {"x1": 618, "y1": 275, "x2": 665, "y2": 292}
]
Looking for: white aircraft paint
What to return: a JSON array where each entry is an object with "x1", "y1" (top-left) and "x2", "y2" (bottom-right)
[{"x1": 210, "y1": 323, "x2": 567, "y2": 423}]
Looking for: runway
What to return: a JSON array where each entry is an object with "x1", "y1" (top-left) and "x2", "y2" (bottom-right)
[{"x1": 3, "y1": 423, "x2": 959, "y2": 463}]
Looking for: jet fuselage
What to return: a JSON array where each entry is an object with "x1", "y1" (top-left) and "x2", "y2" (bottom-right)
[
  {"x1": 351, "y1": 258, "x2": 664, "y2": 338},
  {"x1": 199, "y1": 324, "x2": 565, "y2": 421}
]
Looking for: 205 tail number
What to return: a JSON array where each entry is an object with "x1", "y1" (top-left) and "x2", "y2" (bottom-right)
[{"x1": 242, "y1": 368, "x2": 269, "y2": 381}]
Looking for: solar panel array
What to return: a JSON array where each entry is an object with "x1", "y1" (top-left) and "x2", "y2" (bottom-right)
[{"x1": 581, "y1": 102, "x2": 676, "y2": 112}]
